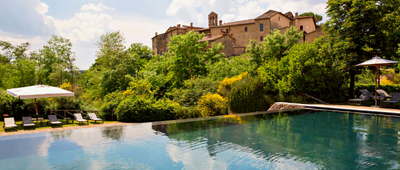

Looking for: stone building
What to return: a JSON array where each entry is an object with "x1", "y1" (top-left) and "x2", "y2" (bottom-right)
[{"x1": 152, "y1": 10, "x2": 323, "y2": 56}]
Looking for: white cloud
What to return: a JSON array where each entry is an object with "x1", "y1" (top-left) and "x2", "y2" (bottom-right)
[
  {"x1": 167, "y1": 0, "x2": 328, "y2": 26},
  {"x1": 35, "y1": 1, "x2": 48, "y2": 14},
  {"x1": 80, "y1": 3, "x2": 113, "y2": 12}
]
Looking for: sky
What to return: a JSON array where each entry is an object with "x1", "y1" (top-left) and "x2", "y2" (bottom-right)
[{"x1": 0, "y1": 0, "x2": 328, "y2": 70}]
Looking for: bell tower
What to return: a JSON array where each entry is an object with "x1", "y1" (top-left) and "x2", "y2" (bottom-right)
[{"x1": 208, "y1": 12, "x2": 218, "y2": 27}]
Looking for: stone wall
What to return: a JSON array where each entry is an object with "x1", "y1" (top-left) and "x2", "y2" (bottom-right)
[
  {"x1": 214, "y1": 36, "x2": 235, "y2": 57},
  {"x1": 305, "y1": 27, "x2": 324, "y2": 43},
  {"x1": 267, "y1": 102, "x2": 305, "y2": 111}
]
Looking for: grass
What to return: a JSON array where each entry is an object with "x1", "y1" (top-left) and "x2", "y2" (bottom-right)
[{"x1": 0, "y1": 119, "x2": 119, "y2": 133}]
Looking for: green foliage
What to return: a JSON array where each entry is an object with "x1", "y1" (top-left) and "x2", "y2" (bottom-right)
[
  {"x1": 299, "y1": 12, "x2": 323, "y2": 24},
  {"x1": 167, "y1": 31, "x2": 225, "y2": 87},
  {"x1": 277, "y1": 39, "x2": 348, "y2": 102},
  {"x1": 171, "y1": 78, "x2": 218, "y2": 107},
  {"x1": 95, "y1": 31, "x2": 126, "y2": 69},
  {"x1": 38, "y1": 35, "x2": 76, "y2": 86},
  {"x1": 115, "y1": 97, "x2": 176, "y2": 122},
  {"x1": 228, "y1": 76, "x2": 269, "y2": 113},
  {"x1": 82, "y1": 31, "x2": 151, "y2": 99},
  {"x1": 139, "y1": 55, "x2": 174, "y2": 98},
  {"x1": 197, "y1": 93, "x2": 228, "y2": 116},
  {"x1": 256, "y1": 58, "x2": 279, "y2": 93},
  {"x1": 206, "y1": 55, "x2": 256, "y2": 81},
  {"x1": 100, "y1": 91, "x2": 124, "y2": 120},
  {"x1": 325, "y1": 0, "x2": 400, "y2": 97},
  {"x1": 246, "y1": 26, "x2": 303, "y2": 67},
  {"x1": 355, "y1": 68, "x2": 375, "y2": 84},
  {"x1": 126, "y1": 43, "x2": 153, "y2": 61},
  {"x1": 174, "y1": 106, "x2": 202, "y2": 119},
  {"x1": 355, "y1": 84, "x2": 400, "y2": 96}
]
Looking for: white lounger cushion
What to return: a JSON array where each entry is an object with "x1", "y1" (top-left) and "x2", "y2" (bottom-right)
[
  {"x1": 74, "y1": 113, "x2": 87, "y2": 121},
  {"x1": 4, "y1": 118, "x2": 17, "y2": 128}
]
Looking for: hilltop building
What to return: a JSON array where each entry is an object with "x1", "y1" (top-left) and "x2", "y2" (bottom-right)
[{"x1": 152, "y1": 10, "x2": 323, "y2": 56}]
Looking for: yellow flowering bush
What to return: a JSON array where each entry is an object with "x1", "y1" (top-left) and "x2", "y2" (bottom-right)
[
  {"x1": 217, "y1": 72, "x2": 248, "y2": 97},
  {"x1": 381, "y1": 77, "x2": 394, "y2": 85},
  {"x1": 122, "y1": 89, "x2": 133, "y2": 97},
  {"x1": 197, "y1": 93, "x2": 228, "y2": 117},
  {"x1": 60, "y1": 82, "x2": 72, "y2": 91}
]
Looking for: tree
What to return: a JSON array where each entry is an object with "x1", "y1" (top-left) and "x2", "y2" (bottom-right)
[
  {"x1": 277, "y1": 38, "x2": 348, "y2": 102},
  {"x1": 39, "y1": 35, "x2": 75, "y2": 86},
  {"x1": 126, "y1": 43, "x2": 153, "y2": 61},
  {"x1": 325, "y1": 0, "x2": 400, "y2": 98},
  {"x1": 246, "y1": 26, "x2": 303, "y2": 67},
  {"x1": 206, "y1": 55, "x2": 257, "y2": 81},
  {"x1": 299, "y1": 12, "x2": 323, "y2": 24},
  {"x1": 0, "y1": 40, "x2": 30, "y2": 60},
  {"x1": 95, "y1": 31, "x2": 125, "y2": 69},
  {"x1": 167, "y1": 31, "x2": 225, "y2": 87}
]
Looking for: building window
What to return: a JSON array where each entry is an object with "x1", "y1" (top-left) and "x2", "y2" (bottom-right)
[
  {"x1": 245, "y1": 27, "x2": 247, "y2": 32},
  {"x1": 300, "y1": 25, "x2": 303, "y2": 30},
  {"x1": 260, "y1": 24, "x2": 264, "y2": 31},
  {"x1": 226, "y1": 29, "x2": 229, "y2": 34},
  {"x1": 278, "y1": 16, "x2": 280, "y2": 21},
  {"x1": 260, "y1": 36, "x2": 263, "y2": 41},
  {"x1": 163, "y1": 36, "x2": 165, "y2": 40}
]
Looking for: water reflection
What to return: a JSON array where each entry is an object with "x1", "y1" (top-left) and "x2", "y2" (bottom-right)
[
  {"x1": 0, "y1": 111, "x2": 400, "y2": 169},
  {"x1": 102, "y1": 125, "x2": 125, "y2": 141},
  {"x1": 152, "y1": 111, "x2": 400, "y2": 169}
]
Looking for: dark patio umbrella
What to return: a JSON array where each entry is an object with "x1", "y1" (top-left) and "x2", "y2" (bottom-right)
[{"x1": 355, "y1": 56, "x2": 399, "y2": 107}]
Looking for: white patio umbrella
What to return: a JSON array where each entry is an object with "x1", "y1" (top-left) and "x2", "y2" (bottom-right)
[
  {"x1": 355, "y1": 56, "x2": 399, "y2": 107},
  {"x1": 6, "y1": 85, "x2": 74, "y2": 119}
]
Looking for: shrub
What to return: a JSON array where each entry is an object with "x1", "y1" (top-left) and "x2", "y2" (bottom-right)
[
  {"x1": 115, "y1": 97, "x2": 176, "y2": 122},
  {"x1": 228, "y1": 77, "x2": 269, "y2": 113},
  {"x1": 100, "y1": 91, "x2": 124, "y2": 120},
  {"x1": 174, "y1": 106, "x2": 202, "y2": 119},
  {"x1": 197, "y1": 93, "x2": 228, "y2": 117},
  {"x1": 218, "y1": 72, "x2": 248, "y2": 97},
  {"x1": 355, "y1": 84, "x2": 400, "y2": 96},
  {"x1": 277, "y1": 41, "x2": 348, "y2": 103},
  {"x1": 171, "y1": 78, "x2": 219, "y2": 107},
  {"x1": 206, "y1": 55, "x2": 256, "y2": 81}
]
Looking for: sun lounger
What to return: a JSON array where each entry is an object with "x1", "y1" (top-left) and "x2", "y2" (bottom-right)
[
  {"x1": 348, "y1": 92, "x2": 372, "y2": 105},
  {"x1": 3, "y1": 117, "x2": 18, "y2": 130},
  {"x1": 48, "y1": 115, "x2": 62, "y2": 126},
  {"x1": 382, "y1": 92, "x2": 400, "y2": 108},
  {"x1": 88, "y1": 113, "x2": 103, "y2": 124},
  {"x1": 22, "y1": 117, "x2": 36, "y2": 130},
  {"x1": 73, "y1": 113, "x2": 88, "y2": 125},
  {"x1": 377, "y1": 89, "x2": 392, "y2": 100}
]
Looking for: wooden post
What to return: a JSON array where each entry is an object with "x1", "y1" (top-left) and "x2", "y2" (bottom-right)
[
  {"x1": 34, "y1": 98, "x2": 38, "y2": 120},
  {"x1": 375, "y1": 65, "x2": 378, "y2": 107}
]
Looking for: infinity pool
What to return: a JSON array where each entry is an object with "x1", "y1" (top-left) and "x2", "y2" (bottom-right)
[{"x1": 1, "y1": 110, "x2": 400, "y2": 169}]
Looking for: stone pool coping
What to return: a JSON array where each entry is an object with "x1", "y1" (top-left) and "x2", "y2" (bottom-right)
[
  {"x1": 271, "y1": 102, "x2": 400, "y2": 116},
  {"x1": 0, "y1": 122, "x2": 132, "y2": 137}
]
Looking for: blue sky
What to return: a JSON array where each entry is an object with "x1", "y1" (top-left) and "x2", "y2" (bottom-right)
[{"x1": 0, "y1": 0, "x2": 328, "y2": 70}]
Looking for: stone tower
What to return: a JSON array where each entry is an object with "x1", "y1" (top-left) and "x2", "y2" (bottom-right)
[{"x1": 208, "y1": 12, "x2": 218, "y2": 27}]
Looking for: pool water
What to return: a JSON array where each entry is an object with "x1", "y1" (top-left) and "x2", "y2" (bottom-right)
[{"x1": 1, "y1": 111, "x2": 400, "y2": 169}]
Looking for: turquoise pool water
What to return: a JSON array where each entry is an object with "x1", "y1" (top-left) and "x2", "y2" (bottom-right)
[{"x1": 1, "y1": 110, "x2": 400, "y2": 169}]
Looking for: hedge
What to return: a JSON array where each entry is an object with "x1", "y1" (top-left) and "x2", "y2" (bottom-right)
[{"x1": 355, "y1": 84, "x2": 400, "y2": 95}]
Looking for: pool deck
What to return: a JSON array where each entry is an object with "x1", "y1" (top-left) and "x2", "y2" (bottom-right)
[
  {"x1": 0, "y1": 122, "x2": 131, "y2": 137},
  {"x1": 274, "y1": 102, "x2": 400, "y2": 116}
]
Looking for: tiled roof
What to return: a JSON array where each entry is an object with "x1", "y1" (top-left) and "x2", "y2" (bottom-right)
[
  {"x1": 199, "y1": 35, "x2": 223, "y2": 42},
  {"x1": 219, "y1": 19, "x2": 255, "y2": 27},
  {"x1": 284, "y1": 12, "x2": 294, "y2": 18},
  {"x1": 196, "y1": 28, "x2": 210, "y2": 32},
  {"x1": 295, "y1": 16, "x2": 314, "y2": 19},
  {"x1": 255, "y1": 10, "x2": 279, "y2": 19}
]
